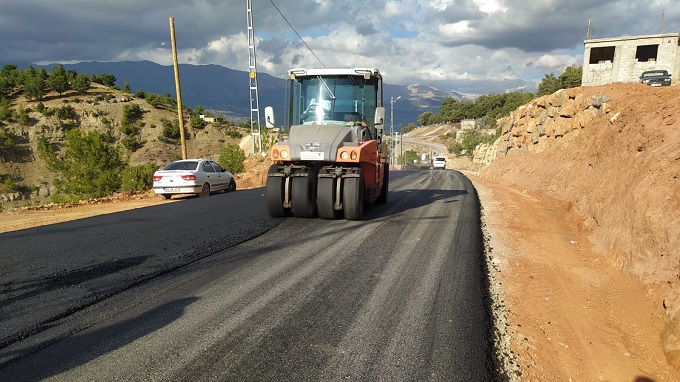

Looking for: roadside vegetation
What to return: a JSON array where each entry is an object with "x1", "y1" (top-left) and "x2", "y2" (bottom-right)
[
  {"x1": 416, "y1": 65, "x2": 583, "y2": 156},
  {"x1": 0, "y1": 63, "x2": 250, "y2": 206}
]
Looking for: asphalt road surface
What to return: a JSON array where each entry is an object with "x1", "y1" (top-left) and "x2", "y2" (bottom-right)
[{"x1": 0, "y1": 169, "x2": 502, "y2": 381}]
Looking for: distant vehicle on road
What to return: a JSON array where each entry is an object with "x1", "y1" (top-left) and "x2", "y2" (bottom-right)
[
  {"x1": 639, "y1": 70, "x2": 672, "y2": 87},
  {"x1": 420, "y1": 153, "x2": 431, "y2": 169},
  {"x1": 153, "y1": 159, "x2": 236, "y2": 199},
  {"x1": 432, "y1": 155, "x2": 446, "y2": 169}
]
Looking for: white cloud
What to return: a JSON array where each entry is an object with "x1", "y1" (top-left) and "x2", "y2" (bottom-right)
[
  {"x1": 473, "y1": 0, "x2": 507, "y2": 13},
  {"x1": 491, "y1": 50, "x2": 510, "y2": 61},
  {"x1": 438, "y1": 21, "x2": 473, "y2": 37},
  {"x1": 531, "y1": 54, "x2": 579, "y2": 71},
  {"x1": 2, "y1": 0, "x2": 680, "y2": 95}
]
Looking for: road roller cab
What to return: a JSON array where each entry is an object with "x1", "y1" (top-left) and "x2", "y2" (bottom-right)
[{"x1": 264, "y1": 68, "x2": 389, "y2": 220}]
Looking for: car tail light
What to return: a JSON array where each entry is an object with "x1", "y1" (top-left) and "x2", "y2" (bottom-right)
[
  {"x1": 153, "y1": 175, "x2": 162, "y2": 182},
  {"x1": 181, "y1": 174, "x2": 196, "y2": 180}
]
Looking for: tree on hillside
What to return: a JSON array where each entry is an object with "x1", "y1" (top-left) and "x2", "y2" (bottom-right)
[
  {"x1": 537, "y1": 65, "x2": 583, "y2": 96},
  {"x1": 559, "y1": 65, "x2": 582, "y2": 89},
  {"x1": 23, "y1": 66, "x2": 48, "y2": 101},
  {"x1": 48, "y1": 64, "x2": 69, "y2": 96},
  {"x1": 72, "y1": 73, "x2": 91, "y2": 94},
  {"x1": 417, "y1": 111, "x2": 437, "y2": 126},
  {"x1": 218, "y1": 143, "x2": 246, "y2": 174},
  {"x1": 0, "y1": 65, "x2": 20, "y2": 98},
  {"x1": 0, "y1": 98, "x2": 12, "y2": 121},
  {"x1": 438, "y1": 97, "x2": 475, "y2": 122},
  {"x1": 66, "y1": 69, "x2": 78, "y2": 83},
  {"x1": 401, "y1": 123, "x2": 418, "y2": 135},
  {"x1": 191, "y1": 114, "x2": 206, "y2": 129},
  {"x1": 37, "y1": 130, "x2": 127, "y2": 199},
  {"x1": 101, "y1": 73, "x2": 117, "y2": 87},
  {"x1": 402, "y1": 150, "x2": 419, "y2": 166},
  {"x1": 537, "y1": 73, "x2": 561, "y2": 96}
]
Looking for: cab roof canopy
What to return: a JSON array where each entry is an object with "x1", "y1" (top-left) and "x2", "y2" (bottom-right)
[{"x1": 288, "y1": 68, "x2": 382, "y2": 79}]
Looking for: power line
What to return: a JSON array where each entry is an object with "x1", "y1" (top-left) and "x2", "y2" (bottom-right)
[
  {"x1": 268, "y1": 0, "x2": 326, "y2": 68},
  {"x1": 664, "y1": 24, "x2": 680, "y2": 33}
]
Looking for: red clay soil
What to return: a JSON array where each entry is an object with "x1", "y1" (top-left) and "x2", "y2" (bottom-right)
[{"x1": 481, "y1": 82, "x2": 680, "y2": 381}]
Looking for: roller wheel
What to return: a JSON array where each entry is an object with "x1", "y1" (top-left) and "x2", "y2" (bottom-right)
[
  {"x1": 292, "y1": 174, "x2": 317, "y2": 218},
  {"x1": 375, "y1": 165, "x2": 389, "y2": 205},
  {"x1": 343, "y1": 176, "x2": 364, "y2": 220},
  {"x1": 265, "y1": 175, "x2": 290, "y2": 217},
  {"x1": 317, "y1": 177, "x2": 340, "y2": 219}
]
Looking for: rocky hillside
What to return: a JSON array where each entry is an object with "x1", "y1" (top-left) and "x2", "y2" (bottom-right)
[
  {"x1": 481, "y1": 83, "x2": 680, "y2": 368},
  {"x1": 0, "y1": 84, "x2": 250, "y2": 208}
]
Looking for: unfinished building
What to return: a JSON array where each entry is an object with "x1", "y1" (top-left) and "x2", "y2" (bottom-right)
[{"x1": 582, "y1": 33, "x2": 680, "y2": 86}]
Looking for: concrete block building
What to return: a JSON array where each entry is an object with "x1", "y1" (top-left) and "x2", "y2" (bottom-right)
[{"x1": 582, "y1": 33, "x2": 680, "y2": 86}]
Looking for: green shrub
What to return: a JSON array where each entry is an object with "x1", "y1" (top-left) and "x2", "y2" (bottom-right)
[
  {"x1": 17, "y1": 107, "x2": 32, "y2": 126},
  {"x1": 447, "y1": 129, "x2": 500, "y2": 157},
  {"x1": 218, "y1": 143, "x2": 246, "y2": 173},
  {"x1": 120, "y1": 123, "x2": 137, "y2": 136},
  {"x1": 0, "y1": 176, "x2": 17, "y2": 193},
  {"x1": 122, "y1": 104, "x2": 143, "y2": 124},
  {"x1": 191, "y1": 115, "x2": 206, "y2": 129},
  {"x1": 121, "y1": 163, "x2": 157, "y2": 191},
  {"x1": 0, "y1": 98, "x2": 12, "y2": 121},
  {"x1": 161, "y1": 119, "x2": 180, "y2": 139},
  {"x1": 120, "y1": 136, "x2": 140, "y2": 151},
  {"x1": 37, "y1": 130, "x2": 127, "y2": 199},
  {"x1": 54, "y1": 105, "x2": 77, "y2": 120},
  {"x1": 225, "y1": 129, "x2": 243, "y2": 139},
  {"x1": 0, "y1": 128, "x2": 15, "y2": 149},
  {"x1": 260, "y1": 128, "x2": 277, "y2": 153}
]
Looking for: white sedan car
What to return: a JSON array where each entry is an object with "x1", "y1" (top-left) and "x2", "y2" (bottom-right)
[
  {"x1": 432, "y1": 155, "x2": 446, "y2": 170},
  {"x1": 153, "y1": 159, "x2": 236, "y2": 199}
]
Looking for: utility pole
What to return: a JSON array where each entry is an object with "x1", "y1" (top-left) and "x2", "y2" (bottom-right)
[
  {"x1": 169, "y1": 16, "x2": 187, "y2": 160},
  {"x1": 246, "y1": 0, "x2": 262, "y2": 154},
  {"x1": 390, "y1": 96, "x2": 401, "y2": 166}
]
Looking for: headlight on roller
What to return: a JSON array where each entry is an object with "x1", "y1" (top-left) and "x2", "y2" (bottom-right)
[
  {"x1": 281, "y1": 150, "x2": 289, "y2": 159},
  {"x1": 272, "y1": 150, "x2": 280, "y2": 159},
  {"x1": 350, "y1": 151, "x2": 358, "y2": 160},
  {"x1": 341, "y1": 151, "x2": 349, "y2": 160}
]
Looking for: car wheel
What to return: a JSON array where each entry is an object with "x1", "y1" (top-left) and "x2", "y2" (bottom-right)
[
  {"x1": 199, "y1": 183, "x2": 210, "y2": 197},
  {"x1": 228, "y1": 178, "x2": 236, "y2": 192},
  {"x1": 161, "y1": 194, "x2": 171, "y2": 200}
]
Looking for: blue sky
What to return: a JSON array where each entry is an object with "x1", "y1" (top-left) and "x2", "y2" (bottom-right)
[{"x1": 0, "y1": 0, "x2": 678, "y2": 95}]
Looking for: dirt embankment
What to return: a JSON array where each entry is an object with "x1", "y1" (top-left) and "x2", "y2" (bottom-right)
[{"x1": 482, "y1": 83, "x2": 680, "y2": 373}]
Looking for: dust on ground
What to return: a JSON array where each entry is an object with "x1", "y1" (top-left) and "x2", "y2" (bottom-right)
[{"x1": 1, "y1": 83, "x2": 679, "y2": 381}]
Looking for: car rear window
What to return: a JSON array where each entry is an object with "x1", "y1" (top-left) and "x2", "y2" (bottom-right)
[
  {"x1": 642, "y1": 71, "x2": 668, "y2": 78},
  {"x1": 434, "y1": 157, "x2": 445, "y2": 161},
  {"x1": 164, "y1": 161, "x2": 199, "y2": 171}
]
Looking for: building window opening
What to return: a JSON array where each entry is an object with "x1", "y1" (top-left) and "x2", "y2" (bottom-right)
[
  {"x1": 636, "y1": 44, "x2": 659, "y2": 62},
  {"x1": 589, "y1": 46, "x2": 615, "y2": 64}
]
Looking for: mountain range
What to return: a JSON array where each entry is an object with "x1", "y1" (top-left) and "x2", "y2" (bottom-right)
[{"x1": 11, "y1": 60, "x2": 465, "y2": 130}]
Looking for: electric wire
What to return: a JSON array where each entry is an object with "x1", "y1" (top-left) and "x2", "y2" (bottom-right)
[{"x1": 268, "y1": 0, "x2": 326, "y2": 68}]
